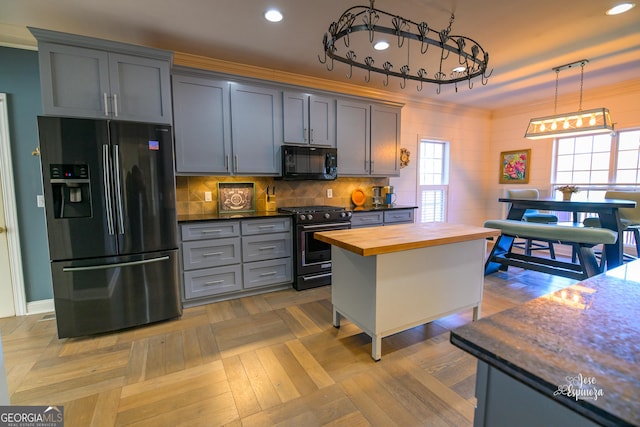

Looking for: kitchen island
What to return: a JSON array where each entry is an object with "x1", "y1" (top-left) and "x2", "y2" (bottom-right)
[
  {"x1": 450, "y1": 260, "x2": 640, "y2": 426},
  {"x1": 315, "y1": 222, "x2": 500, "y2": 360}
]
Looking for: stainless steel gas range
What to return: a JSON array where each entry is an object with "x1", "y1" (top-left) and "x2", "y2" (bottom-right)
[{"x1": 277, "y1": 206, "x2": 352, "y2": 290}]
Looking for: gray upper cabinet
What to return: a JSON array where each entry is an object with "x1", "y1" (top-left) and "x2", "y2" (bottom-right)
[
  {"x1": 336, "y1": 98, "x2": 371, "y2": 175},
  {"x1": 30, "y1": 27, "x2": 173, "y2": 124},
  {"x1": 337, "y1": 98, "x2": 401, "y2": 177},
  {"x1": 371, "y1": 103, "x2": 401, "y2": 176},
  {"x1": 173, "y1": 74, "x2": 231, "y2": 174},
  {"x1": 231, "y1": 83, "x2": 282, "y2": 175},
  {"x1": 283, "y1": 92, "x2": 335, "y2": 146}
]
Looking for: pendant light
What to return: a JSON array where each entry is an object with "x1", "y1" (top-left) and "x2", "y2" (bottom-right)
[{"x1": 524, "y1": 59, "x2": 613, "y2": 140}]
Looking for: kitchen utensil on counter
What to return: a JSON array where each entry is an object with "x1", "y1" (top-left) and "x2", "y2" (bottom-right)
[
  {"x1": 384, "y1": 185, "x2": 396, "y2": 205},
  {"x1": 372, "y1": 186, "x2": 383, "y2": 206},
  {"x1": 264, "y1": 185, "x2": 277, "y2": 211}
]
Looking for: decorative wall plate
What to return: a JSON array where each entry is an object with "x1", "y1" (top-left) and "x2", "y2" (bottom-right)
[
  {"x1": 218, "y1": 182, "x2": 255, "y2": 212},
  {"x1": 351, "y1": 188, "x2": 366, "y2": 207},
  {"x1": 400, "y1": 148, "x2": 411, "y2": 168}
]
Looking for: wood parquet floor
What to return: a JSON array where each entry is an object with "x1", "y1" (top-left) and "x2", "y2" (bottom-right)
[{"x1": 0, "y1": 266, "x2": 574, "y2": 426}]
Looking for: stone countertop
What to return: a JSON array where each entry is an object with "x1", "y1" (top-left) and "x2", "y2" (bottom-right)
[
  {"x1": 314, "y1": 222, "x2": 499, "y2": 256},
  {"x1": 178, "y1": 205, "x2": 417, "y2": 222},
  {"x1": 450, "y1": 260, "x2": 640, "y2": 426},
  {"x1": 177, "y1": 211, "x2": 290, "y2": 222},
  {"x1": 352, "y1": 204, "x2": 418, "y2": 211}
]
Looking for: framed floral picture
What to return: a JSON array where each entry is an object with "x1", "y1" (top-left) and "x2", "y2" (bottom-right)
[{"x1": 499, "y1": 149, "x2": 531, "y2": 184}]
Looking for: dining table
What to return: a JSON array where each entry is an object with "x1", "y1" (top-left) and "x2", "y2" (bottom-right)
[{"x1": 485, "y1": 197, "x2": 637, "y2": 274}]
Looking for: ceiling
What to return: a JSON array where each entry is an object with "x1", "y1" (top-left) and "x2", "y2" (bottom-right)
[{"x1": 1, "y1": 0, "x2": 639, "y2": 110}]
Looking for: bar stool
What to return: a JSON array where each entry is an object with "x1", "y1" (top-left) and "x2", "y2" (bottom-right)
[{"x1": 506, "y1": 189, "x2": 558, "y2": 258}]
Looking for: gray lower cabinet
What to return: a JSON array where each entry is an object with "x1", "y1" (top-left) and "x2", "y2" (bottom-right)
[
  {"x1": 180, "y1": 217, "x2": 292, "y2": 306},
  {"x1": 351, "y1": 211, "x2": 384, "y2": 228},
  {"x1": 383, "y1": 209, "x2": 415, "y2": 225},
  {"x1": 351, "y1": 208, "x2": 415, "y2": 228},
  {"x1": 30, "y1": 28, "x2": 172, "y2": 124}
]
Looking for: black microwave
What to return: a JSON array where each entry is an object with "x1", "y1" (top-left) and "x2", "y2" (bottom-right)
[{"x1": 281, "y1": 145, "x2": 337, "y2": 180}]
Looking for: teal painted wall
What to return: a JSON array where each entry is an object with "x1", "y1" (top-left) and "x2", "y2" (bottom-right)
[{"x1": 0, "y1": 46, "x2": 52, "y2": 302}]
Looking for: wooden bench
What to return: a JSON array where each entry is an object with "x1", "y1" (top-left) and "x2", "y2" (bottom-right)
[{"x1": 483, "y1": 219, "x2": 618, "y2": 280}]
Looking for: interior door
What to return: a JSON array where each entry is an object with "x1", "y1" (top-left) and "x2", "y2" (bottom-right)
[{"x1": 0, "y1": 167, "x2": 14, "y2": 318}]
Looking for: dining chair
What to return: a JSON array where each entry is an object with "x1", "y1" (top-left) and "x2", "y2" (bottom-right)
[
  {"x1": 506, "y1": 189, "x2": 558, "y2": 258},
  {"x1": 582, "y1": 190, "x2": 640, "y2": 259}
]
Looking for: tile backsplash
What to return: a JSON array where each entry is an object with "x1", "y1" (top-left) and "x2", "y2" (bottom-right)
[{"x1": 176, "y1": 176, "x2": 389, "y2": 215}]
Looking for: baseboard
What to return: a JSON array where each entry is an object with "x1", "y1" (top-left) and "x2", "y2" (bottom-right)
[{"x1": 26, "y1": 299, "x2": 55, "y2": 315}]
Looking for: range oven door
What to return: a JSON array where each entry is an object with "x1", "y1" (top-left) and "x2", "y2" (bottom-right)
[{"x1": 296, "y1": 222, "x2": 350, "y2": 289}]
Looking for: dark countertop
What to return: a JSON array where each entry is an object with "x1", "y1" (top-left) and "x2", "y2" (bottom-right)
[
  {"x1": 450, "y1": 260, "x2": 640, "y2": 426},
  {"x1": 178, "y1": 205, "x2": 417, "y2": 222},
  {"x1": 177, "y1": 211, "x2": 291, "y2": 222},
  {"x1": 352, "y1": 204, "x2": 418, "y2": 211}
]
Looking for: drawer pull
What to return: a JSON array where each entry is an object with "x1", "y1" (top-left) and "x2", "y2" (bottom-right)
[
  {"x1": 259, "y1": 271, "x2": 277, "y2": 277},
  {"x1": 202, "y1": 251, "x2": 224, "y2": 257},
  {"x1": 204, "y1": 279, "x2": 225, "y2": 286},
  {"x1": 200, "y1": 229, "x2": 223, "y2": 234},
  {"x1": 258, "y1": 225, "x2": 276, "y2": 229},
  {"x1": 259, "y1": 246, "x2": 277, "y2": 251}
]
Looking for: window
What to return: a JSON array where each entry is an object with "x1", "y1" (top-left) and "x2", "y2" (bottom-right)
[
  {"x1": 417, "y1": 139, "x2": 449, "y2": 222},
  {"x1": 553, "y1": 128, "x2": 640, "y2": 223},
  {"x1": 554, "y1": 129, "x2": 640, "y2": 188}
]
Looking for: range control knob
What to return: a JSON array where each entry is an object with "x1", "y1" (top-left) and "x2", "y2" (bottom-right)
[
  {"x1": 324, "y1": 213, "x2": 331, "y2": 219},
  {"x1": 340, "y1": 212, "x2": 346, "y2": 218},
  {"x1": 307, "y1": 214, "x2": 313, "y2": 221},
  {"x1": 299, "y1": 214, "x2": 306, "y2": 221}
]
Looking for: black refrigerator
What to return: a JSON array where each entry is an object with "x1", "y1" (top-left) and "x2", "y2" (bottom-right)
[{"x1": 37, "y1": 116, "x2": 182, "y2": 338}]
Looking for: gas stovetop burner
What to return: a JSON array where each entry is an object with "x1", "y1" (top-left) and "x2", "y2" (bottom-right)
[{"x1": 278, "y1": 205, "x2": 352, "y2": 223}]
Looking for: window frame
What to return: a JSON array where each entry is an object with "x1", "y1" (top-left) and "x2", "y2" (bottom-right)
[{"x1": 416, "y1": 137, "x2": 450, "y2": 223}]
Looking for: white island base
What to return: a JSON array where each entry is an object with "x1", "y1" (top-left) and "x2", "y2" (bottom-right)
[{"x1": 330, "y1": 237, "x2": 487, "y2": 361}]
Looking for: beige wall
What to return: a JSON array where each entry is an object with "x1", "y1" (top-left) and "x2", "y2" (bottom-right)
[
  {"x1": 391, "y1": 77, "x2": 640, "y2": 227},
  {"x1": 390, "y1": 101, "x2": 491, "y2": 226},
  {"x1": 488, "y1": 77, "x2": 640, "y2": 222}
]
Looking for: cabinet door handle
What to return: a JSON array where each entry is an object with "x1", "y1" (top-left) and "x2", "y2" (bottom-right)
[
  {"x1": 259, "y1": 271, "x2": 277, "y2": 277},
  {"x1": 103, "y1": 93, "x2": 110, "y2": 116},
  {"x1": 204, "y1": 279, "x2": 225, "y2": 286},
  {"x1": 113, "y1": 93, "x2": 119, "y2": 117},
  {"x1": 304, "y1": 128, "x2": 308, "y2": 142},
  {"x1": 225, "y1": 155, "x2": 229, "y2": 171},
  {"x1": 234, "y1": 155, "x2": 238, "y2": 171},
  {"x1": 202, "y1": 251, "x2": 224, "y2": 256},
  {"x1": 311, "y1": 128, "x2": 315, "y2": 142},
  {"x1": 371, "y1": 160, "x2": 375, "y2": 173}
]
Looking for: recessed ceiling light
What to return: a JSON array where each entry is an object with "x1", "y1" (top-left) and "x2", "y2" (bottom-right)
[
  {"x1": 606, "y1": 2, "x2": 635, "y2": 15},
  {"x1": 373, "y1": 41, "x2": 389, "y2": 50},
  {"x1": 265, "y1": 9, "x2": 283, "y2": 22}
]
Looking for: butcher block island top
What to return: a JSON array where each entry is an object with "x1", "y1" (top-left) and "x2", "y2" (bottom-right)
[
  {"x1": 314, "y1": 222, "x2": 501, "y2": 256},
  {"x1": 316, "y1": 222, "x2": 500, "y2": 360}
]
